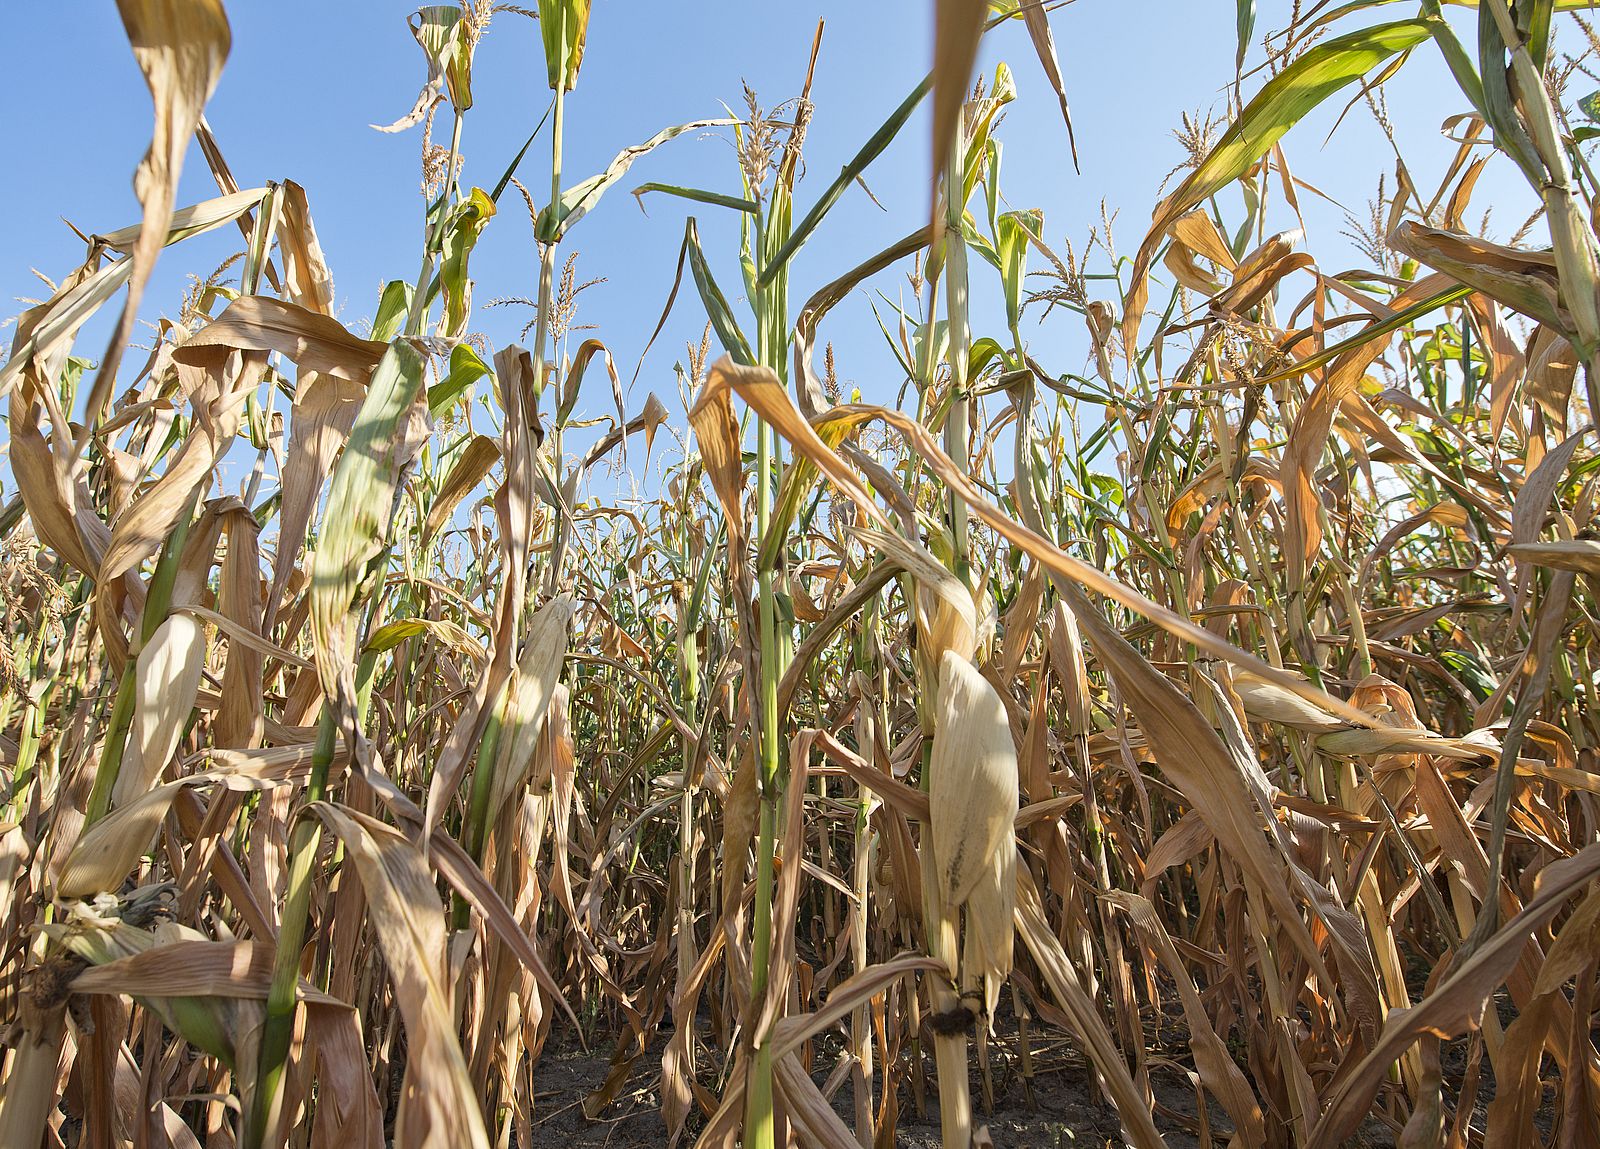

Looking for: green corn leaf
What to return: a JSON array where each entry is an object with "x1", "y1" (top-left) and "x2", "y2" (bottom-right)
[
  {"x1": 632, "y1": 182, "x2": 758, "y2": 215},
  {"x1": 964, "y1": 214, "x2": 1001, "y2": 274},
  {"x1": 1477, "y1": 1, "x2": 1543, "y2": 184},
  {"x1": 439, "y1": 187, "x2": 495, "y2": 338},
  {"x1": 757, "y1": 75, "x2": 933, "y2": 288},
  {"x1": 490, "y1": 107, "x2": 552, "y2": 203},
  {"x1": 372, "y1": 279, "x2": 415, "y2": 342},
  {"x1": 539, "y1": 118, "x2": 735, "y2": 243},
  {"x1": 997, "y1": 208, "x2": 1042, "y2": 333},
  {"x1": 310, "y1": 338, "x2": 428, "y2": 705},
  {"x1": 684, "y1": 218, "x2": 755, "y2": 366},
  {"x1": 1517, "y1": 0, "x2": 1555, "y2": 71},
  {"x1": 1419, "y1": 2, "x2": 1487, "y2": 121},
  {"x1": 961, "y1": 63, "x2": 1015, "y2": 208},
  {"x1": 429, "y1": 342, "x2": 492, "y2": 417},
  {"x1": 1254, "y1": 281, "x2": 1473, "y2": 387}
]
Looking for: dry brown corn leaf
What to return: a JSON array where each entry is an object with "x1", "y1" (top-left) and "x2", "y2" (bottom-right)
[
  {"x1": 87, "y1": 0, "x2": 231, "y2": 439},
  {"x1": 1015, "y1": 867, "x2": 1168, "y2": 1149},
  {"x1": 7, "y1": 373, "x2": 107, "y2": 577},
  {"x1": 1525, "y1": 327, "x2": 1578, "y2": 437},
  {"x1": 175, "y1": 604, "x2": 312, "y2": 668},
  {"x1": 1107, "y1": 889, "x2": 1265, "y2": 1143},
  {"x1": 97, "y1": 350, "x2": 267, "y2": 663},
  {"x1": 59, "y1": 759, "x2": 302, "y2": 899},
  {"x1": 172, "y1": 295, "x2": 389, "y2": 382},
  {"x1": 1012, "y1": 0, "x2": 1077, "y2": 168},
  {"x1": 1281, "y1": 273, "x2": 1454, "y2": 590},
  {"x1": 426, "y1": 823, "x2": 582, "y2": 1031},
  {"x1": 774, "y1": 1049, "x2": 861, "y2": 1149},
  {"x1": 852, "y1": 526, "x2": 975, "y2": 664},
  {"x1": 1171, "y1": 208, "x2": 1239, "y2": 271},
  {"x1": 1485, "y1": 884, "x2": 1600, "y2": 1142},
  {"x1": 1122, "y1": 20, "x2": 1430, "y2": 354},
  {"x1": 1230, "y1": 667, "x2": 1345, "y2": 732},
  {"x1": 215, "y1": 505, "x2": 265, "y2": 749},
  {"x1": 422, "y1": 434, "x2": 501, "y2": 546},
  {"x1": 1390, "y1": 221, "x2": 1573, "y2": 338},
  {"x1": 1510, "y1": 427, "x2": 1588, "y2": 560},
  {"x1": 277, "y1": 179, "x2": 335, "y2": 316},
  {"x1": 708, "y1": 355, "x2": 1385, "y2": 729},
  {"x1": 1309, "y1": 841, "x2": 1600, "y2": 1149},
  {"x1": 1059, "y1": 582, "x2": 1336, "y2": 992},
  {"x1": 305, "y1": 802, "x2": 490, "y2": 1149},
  {"x1": 1507, "y1": 539, "x2": 1600, "y2": 575},
  {"x1": 0, "y1": 187, "x2": 267, "y2": 400}
]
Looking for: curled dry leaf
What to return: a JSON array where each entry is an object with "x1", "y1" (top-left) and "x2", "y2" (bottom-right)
[{"x1": 89, "y1": 0, "x2": 231, "y2": 432}]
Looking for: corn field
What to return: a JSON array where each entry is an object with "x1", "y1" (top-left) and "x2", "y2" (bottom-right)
[{"x1": 4, "y1": 1, "x2": 1600, "y2": 1146}]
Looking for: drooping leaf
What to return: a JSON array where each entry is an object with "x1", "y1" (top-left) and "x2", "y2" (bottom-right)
[
  {"x1": 539, "y1": 119, "x2": 734, "y2": 243},
  {"x1": 374, "y1": 4, "x2": 476, "y2": 131},
  {"x1": 86, "y1": 0, "x2": 231, "y2": 437},
  {"x1": 421, "y1": 434, "x2": 500, "y2": 545},
  {"x1": 1123, "y1": 19, "x2": 1430, "y2": 355}
]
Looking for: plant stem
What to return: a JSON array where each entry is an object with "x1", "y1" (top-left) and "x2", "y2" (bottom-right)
[
  {"x1": 246, "y1": 704, "x2": 338, "y2": 1148},
  {"x1": 404, "y1": 110, "x2": 465, "y2": 339},
  {"x1": 537, "y1": 14, "x2": 568, "y2": 598},
  {"x1": 744, "y1": 408, "x2": 782, "y2": 1149},
  {"x1": 926, "y1": 94, "x2": 976, "y2": 1149},
  {"x1": 84, "y1": 486, "x2": 199, "y2": 824}
]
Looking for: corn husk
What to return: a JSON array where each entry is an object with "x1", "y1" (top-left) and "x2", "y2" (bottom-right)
[
  {"x1": 487, "y1": 593, "x2": 577, "y2": 819},
  {"x1": 929, "y1": 649, "x2": 1018, "y2": 945},
  {"x1": 113, "y1": 611, "x2": 208, "y2": 807},
  {"x1": 1231, "y1": 667, "x2": 1346, "y2": 732}
]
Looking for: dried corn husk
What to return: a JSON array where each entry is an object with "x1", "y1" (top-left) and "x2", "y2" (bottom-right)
[
  {"x1": 113, "y1": 611, "x2": 208, "y2": 807},
  {"x1": 1231, "y1": 667, "x2": 1345, "y2": 732},
  {"x1": 929, "y1": 651, "x2": 1017, "y2": 910},
  {"x1": 487, "y1": 593, "x2": 577, "y2": 818}
]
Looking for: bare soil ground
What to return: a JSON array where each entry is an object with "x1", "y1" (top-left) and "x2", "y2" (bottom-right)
[{"x1": 517, "y1": 1024, "x2": 1418, "y2": 1148}]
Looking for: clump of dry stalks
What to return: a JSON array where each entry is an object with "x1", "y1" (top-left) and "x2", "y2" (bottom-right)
[{"x1": 3, "y1": 2, "x2": 1600, "y2": 1148}]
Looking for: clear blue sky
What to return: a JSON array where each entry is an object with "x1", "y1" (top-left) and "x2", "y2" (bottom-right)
[{"x1": 0, "y1": 2, "x2": 1548, "y2": 500}]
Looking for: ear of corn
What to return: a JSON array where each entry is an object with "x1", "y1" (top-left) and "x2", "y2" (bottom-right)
[
  {"x1": 929, "y1": 651, "x2": 1016, "y2": 918},
  {"x1": 113, "y1": 611, "x2": 209, "y2": 806}
]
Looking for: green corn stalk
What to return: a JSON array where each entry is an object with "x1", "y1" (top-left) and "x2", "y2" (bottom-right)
[
  {"x1": 742, "y1": 46, "x2": 816, "y2": 1144},
  {"x1": 245, "y1": 704, "x2": 339, "y2": 1145},
  {"x1": 924, "y1": 102, "x2": 975, "y2": 1149}
]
